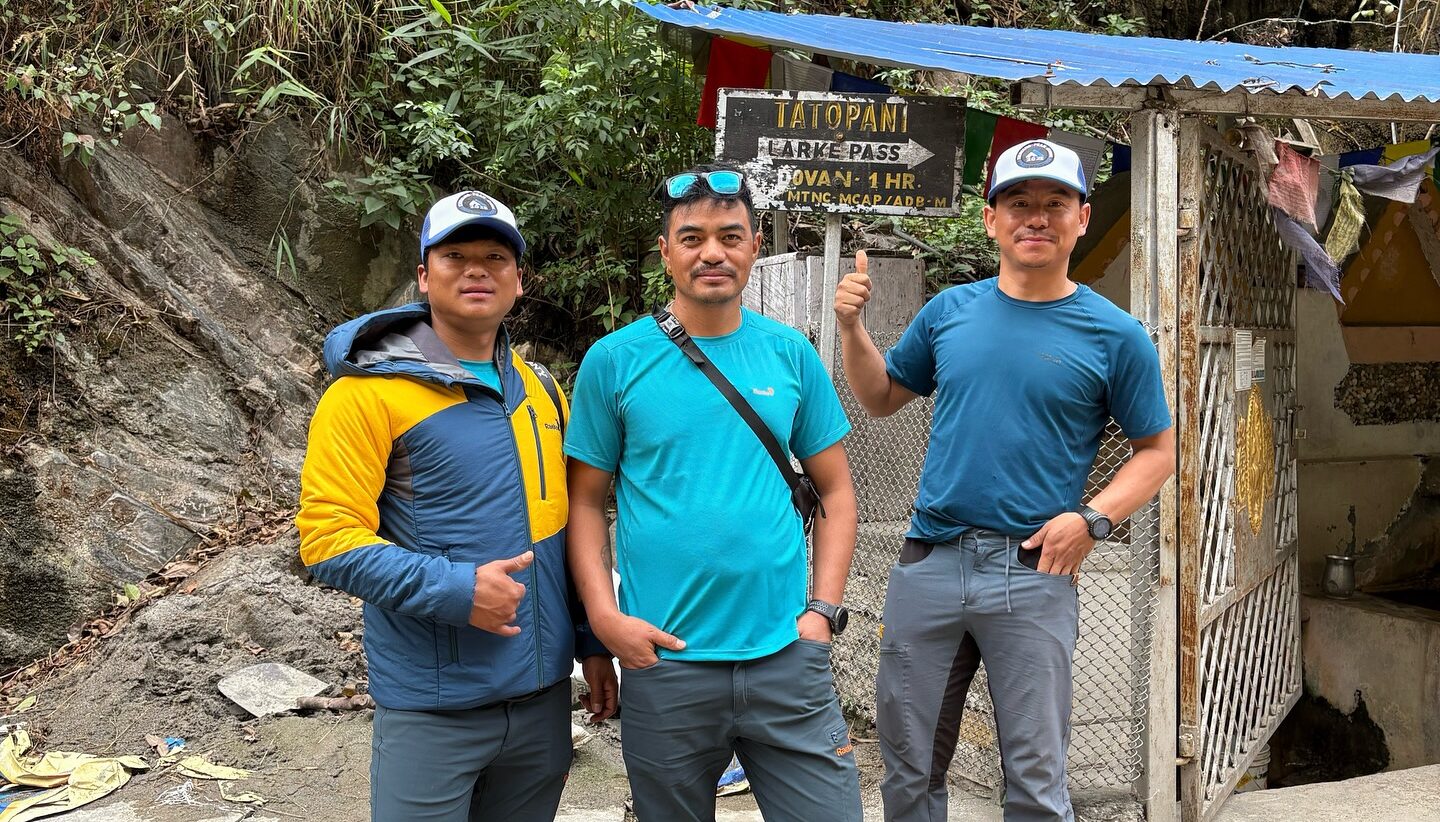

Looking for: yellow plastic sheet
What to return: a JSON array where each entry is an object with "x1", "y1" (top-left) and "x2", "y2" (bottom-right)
[
  {"x1": 0, "y1": 732, "x2": 141, "y2": 789},
  {"x1": 174, "y1": 755, "x2": 250, "y2": 781},
  {"x1": 0, "y1": 759, "x2": 139, "y2": 822}
]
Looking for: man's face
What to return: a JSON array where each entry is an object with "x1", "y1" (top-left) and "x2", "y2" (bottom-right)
[
  {"x1": 983, "y1": 180, "x2": 1091, "y2": 272},
  {"x1": 658, "y1": 199, "x2": 762, "y2": 306},
  {"x1": 417, "y1": 237, "x2": 523, "y2": 328}
]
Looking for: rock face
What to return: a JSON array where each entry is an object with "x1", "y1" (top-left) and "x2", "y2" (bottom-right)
[{"x1": 0, "y1": 115, "x2": 409, "y2": 670}]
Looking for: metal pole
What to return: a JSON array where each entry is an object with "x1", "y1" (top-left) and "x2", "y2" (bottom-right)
[
  {"x1": 818, "y1": 213, "x2": 842, "y2": 375},
  {"x1": 1133, "y1": 107, "x2": 1182, "y2": 822},
  {"x1": 1392, "y1": 0, "x2": 1407, "y2": 144}
]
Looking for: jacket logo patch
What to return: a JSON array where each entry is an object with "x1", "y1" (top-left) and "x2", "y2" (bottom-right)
[
  {"x1": 545, "y1": 422, "x2": 561, "y2": 432},
  {"x1": 835, "y1": 741, "x2": 854, "y2": 757},
  {"x1": 752, "y1": 386, "x2": 775, "y2": 397}
]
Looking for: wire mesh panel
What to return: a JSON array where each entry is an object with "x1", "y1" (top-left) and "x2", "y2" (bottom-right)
[
  {"x1": 1177, "y1": 124, "x2": 1302, "y2": 821},
  {"x1": 829, "y1": 327, "x2": 1163, "y2": 797}
]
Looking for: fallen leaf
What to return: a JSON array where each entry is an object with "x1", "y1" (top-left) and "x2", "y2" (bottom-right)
[
  {"x1": 175, "y1": 755, "x2": 250, "y2": 781},
  {"x1": 159, "y1": 562, "x2": 198, "y2": 581},
  {"x1": 15, "y1": 696, "x2": 36, "y2": 713},
  {"x1": 144, "y1": 734, "x2": 169, "y2": 757},
  {"x1": 219, "y1": 782, "x2": 266, "y2": 805}
]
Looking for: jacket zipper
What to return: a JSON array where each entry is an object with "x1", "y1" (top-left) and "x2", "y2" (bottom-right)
[
  {"x1": 527, "y1": 405, "x2": 547, "y2": 500},
  {"x1": 492, "y1": 372, "x2": 545, "y2": 691},
  {"x1": 441, "y1": 548, "x2": 459, "y2": 664}
]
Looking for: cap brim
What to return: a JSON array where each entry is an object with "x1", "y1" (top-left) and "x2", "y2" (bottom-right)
[
  {"x1": 987, "y1": 172, "x2": 1088, "y2": 202},
  {"x1": 423, "y1": 217, "x2": 526, "y2": 258}
]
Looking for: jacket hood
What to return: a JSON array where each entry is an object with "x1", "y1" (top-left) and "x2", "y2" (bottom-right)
[{"x1": 322, "y1": 302, "x2": 512, "y2": 387}]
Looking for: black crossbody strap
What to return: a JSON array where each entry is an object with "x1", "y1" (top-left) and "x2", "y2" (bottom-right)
[{"x1": 653, "y1": 310, "x2": 802, "y2": 491}]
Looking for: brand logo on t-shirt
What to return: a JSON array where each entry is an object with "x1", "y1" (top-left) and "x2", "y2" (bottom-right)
[
  {"x1": 1039, "y1": 352, "x2": 1063, "y2": 366},
  {"x1": 751, "y1": 386, "x2": 775, "y2": 397}
]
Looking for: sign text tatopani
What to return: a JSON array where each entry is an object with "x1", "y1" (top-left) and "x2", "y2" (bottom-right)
[{"x1": 716, "y1": 89, "x2": 965, "y2": 216}]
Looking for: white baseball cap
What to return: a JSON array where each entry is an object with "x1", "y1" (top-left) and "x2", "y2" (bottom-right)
[
  {"x1": 987, "y1": 139, "x2": 1088, "y2": 202},
  {"x1": 419, "y1": 190, "x2": 525, "y2": 259}
]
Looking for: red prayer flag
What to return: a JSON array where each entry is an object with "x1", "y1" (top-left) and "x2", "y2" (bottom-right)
[
  {"x1": 697, "y1": 38, "x2": 771, "y2": 129},
  {"x1": 1268, "y1": 141, "x2": 1321, "y2": 231},
  {"x1": 984, "y1": 116, "x2": 1049, "y2": 196}
]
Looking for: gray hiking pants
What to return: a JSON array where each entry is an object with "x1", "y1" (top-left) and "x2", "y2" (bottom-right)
[
  {"x1": 369, "y1": 681, "x2": 571, "y2": 822},
  {"x1": 619, "y1": 638, "x2": 863, "y2": 822},
  {"x1": 877, "y1": 531, "x2": 1080, "y2": 822}
]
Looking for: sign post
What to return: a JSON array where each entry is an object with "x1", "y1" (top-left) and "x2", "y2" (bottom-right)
[{"x1": 716, "y1": 89, "x2": 965, "y2": 373}]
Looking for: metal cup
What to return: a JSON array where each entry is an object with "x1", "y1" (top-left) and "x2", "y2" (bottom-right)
[{"x1": 1323, "y1": 554, "x2": 1357, "y2": 599}]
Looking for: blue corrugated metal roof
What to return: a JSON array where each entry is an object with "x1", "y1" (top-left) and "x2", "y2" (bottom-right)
[{"x1": 636, "y1": 3, "x2": 1440, "y2": 104}]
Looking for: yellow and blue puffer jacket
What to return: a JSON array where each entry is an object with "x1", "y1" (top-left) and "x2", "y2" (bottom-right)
[{"x1": 296, "y1": 303, "x2": 603, "y2": 710}]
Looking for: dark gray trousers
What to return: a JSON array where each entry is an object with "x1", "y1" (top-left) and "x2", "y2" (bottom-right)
[
  {"x1": 877, "y1": 531, "x2": 1080, "y2": 822},
  {"x1": 369, "y1": 682, "x2": 571, "y2": 822},
  {"x1": 619, "y1": 638, "x2": 863, "y2": 822}
]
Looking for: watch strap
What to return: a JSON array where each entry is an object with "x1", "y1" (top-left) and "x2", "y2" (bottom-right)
[{"x1": 806, "y1": 599, "x2": 839, "y2": 620}]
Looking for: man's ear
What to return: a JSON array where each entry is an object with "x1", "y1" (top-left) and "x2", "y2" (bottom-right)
[
  {"x1": 658, "y1": 234, "x2": 675, "y2": 281},
  {"x1": 982, "y1": 204, "x2": 998, "y2": 239},
  {"x1": 1077, "y1": 201, "x2": 1092, "y2": 237},
  {"x1": 515, "y1": 266, "x2": 524, "y2": 298},
  {"x1": 417, "y1": 263, "x2": 430, "y2": 295}
]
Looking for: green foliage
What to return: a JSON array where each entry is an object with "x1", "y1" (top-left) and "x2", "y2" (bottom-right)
[
  {"x1": 0, "y1": 0, "x2": 719, "y2": 351},
  {"x1": 900, "y1": 197, "x2": 997, "y2": 288},
  {"x1": 0, "y1": 214, "x2": 95, "y2": 353},
  {"x1": 0, "y1": 0, "x2": 1147, "y2": 354}
]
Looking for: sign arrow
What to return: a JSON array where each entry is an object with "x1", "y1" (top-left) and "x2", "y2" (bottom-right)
[{"x1": 756, "y1": 137, "x2": 935, "y2": 170}]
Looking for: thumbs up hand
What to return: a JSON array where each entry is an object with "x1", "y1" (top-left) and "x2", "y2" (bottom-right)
[
  {"x1": 834, "y1": 250, "x2": 872, "y2": 329},
  {"x1": 469, "y1": 551, "x2": 533, "y2": 636}
]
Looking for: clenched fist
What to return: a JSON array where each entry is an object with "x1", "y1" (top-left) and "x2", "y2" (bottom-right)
[{"x1": 834, "y1": 249, "x2": 872, "y2": 329}]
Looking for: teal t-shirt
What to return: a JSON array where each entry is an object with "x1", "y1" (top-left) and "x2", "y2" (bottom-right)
[
  {"x1": 457, "y1": 359, "x2": 502, "y2": 393},
  {"x1": 885, "y1": 279, "x2": 1171, "y2": 541},
  {"x1": 564, "y1": 309, "x2": 851, "y2": 661}
]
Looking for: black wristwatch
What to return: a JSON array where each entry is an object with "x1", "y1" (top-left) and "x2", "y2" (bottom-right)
[
  {"x1": 1076, "y1": 504, "x2": 1114, "y2": 540},
  {"x1": 805, "y1": 599, "x2": 849, "y2": 635}
]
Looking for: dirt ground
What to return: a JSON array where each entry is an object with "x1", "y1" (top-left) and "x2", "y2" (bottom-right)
[
  {"x1": 3, "y1": 530, "x2": 1138, "y2": 822},
  {"x1": 0, "y1": 531, "x2": 855, "y2": 821}
]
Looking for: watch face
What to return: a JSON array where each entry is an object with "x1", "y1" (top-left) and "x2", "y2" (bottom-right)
[
  {"x1": 1092, "y1": 518, "x2": 1113, "y2": 540},
  {"x1": 834, "y1": 606, "x2": 849, "y2": 635}
]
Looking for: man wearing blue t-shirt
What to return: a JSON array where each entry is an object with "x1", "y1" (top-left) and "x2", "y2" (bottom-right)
[
  {"x1": 566, "y1": 165, "x2": 863, "y2": 821},
  {"x1": 835, "y1": 140, "x2": 1175, "y2": 822}
]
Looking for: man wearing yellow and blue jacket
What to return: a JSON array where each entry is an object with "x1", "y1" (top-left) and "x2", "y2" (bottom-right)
[{"x1": 297, "y1": 190, "x2": 615, "y2": 822}]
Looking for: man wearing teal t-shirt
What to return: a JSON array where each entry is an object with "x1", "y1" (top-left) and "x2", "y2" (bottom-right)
[
  {"x1": 836, "y1": 140, "x2": 1175, "y2": 821},
  {"x1": 566, "y1": 165, "x2": 863, "y2": 821}
]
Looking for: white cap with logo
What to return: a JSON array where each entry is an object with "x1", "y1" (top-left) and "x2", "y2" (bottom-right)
[
  {"x1": 420, "y1": 190, "x2": 526, "y2": 259},
  {"x1": 987, "y1": 139, "x2": 1088, "y2": 203}
]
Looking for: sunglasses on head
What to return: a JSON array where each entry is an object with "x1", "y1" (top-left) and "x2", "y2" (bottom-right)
[{"x1": 660, "y1": 170, "x2": 744, "y2": 199}]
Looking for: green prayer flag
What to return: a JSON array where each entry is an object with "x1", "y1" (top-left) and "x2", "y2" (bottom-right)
[{"x1": 962, "y1": 109, "x2": 999, "y2": 194}]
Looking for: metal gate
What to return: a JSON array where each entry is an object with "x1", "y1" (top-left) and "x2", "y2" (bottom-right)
[{"x1": 1176, "y1": 121, "x2": 1303, "y2": 820}]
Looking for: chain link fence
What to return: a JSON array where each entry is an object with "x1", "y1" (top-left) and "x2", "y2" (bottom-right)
[{"x1": 743, "y1": 258, "x2": 1161, "y2": 796}]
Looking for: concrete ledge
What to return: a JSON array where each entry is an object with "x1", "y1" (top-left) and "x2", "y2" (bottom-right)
[{"x1": 1215, "y1": 764, "x2": 1440, "y2": 822}]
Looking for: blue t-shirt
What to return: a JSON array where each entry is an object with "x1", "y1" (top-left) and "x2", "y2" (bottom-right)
[
  {"x1": 564, "y1": 309, "x2": 851, "y2": 661},
  {"x1": 457, "y1": 359, "x2": 502, "y2": 392},
  {"x1": 886, "y1": 280, "x2": 1171, "y2": 541}
]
